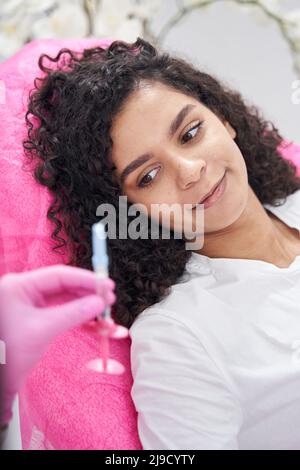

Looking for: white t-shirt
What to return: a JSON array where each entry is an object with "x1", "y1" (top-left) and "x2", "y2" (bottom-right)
[{"x1": 129, "y1": 188, "x2": 300, "y2": 450}]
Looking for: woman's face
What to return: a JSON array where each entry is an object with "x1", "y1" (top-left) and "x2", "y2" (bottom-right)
[{"x1": 110, "y1": 81, "x2": 248, "y2": 242}]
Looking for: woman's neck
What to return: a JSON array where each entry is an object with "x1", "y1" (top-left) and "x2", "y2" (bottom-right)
[{"x1": 194, "y1": 187, "x2": 300, "y2": 268}]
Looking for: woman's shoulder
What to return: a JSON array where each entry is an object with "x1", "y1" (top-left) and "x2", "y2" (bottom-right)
[
  {"x1": 128, "y1": 279, "x2": 229, "y2": 359},
  {"x1": 129, "y1": 278, "x2": 208, "y2": 328}
]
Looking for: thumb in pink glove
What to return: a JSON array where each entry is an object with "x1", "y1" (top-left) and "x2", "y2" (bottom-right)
[{"x1": 0, "y1": 264, "x2": 116, "y2": 427}]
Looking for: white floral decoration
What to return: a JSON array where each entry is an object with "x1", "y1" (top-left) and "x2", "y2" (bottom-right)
[
  {"x1": 31, "y1": 0, "x2": 89, "y2": 39},
  {"x1": 0, "y1": 0, "x2": 299, "y2": 76},
  {"x1": 283, "y1": 8, "x2": 300, "y2": 52}
]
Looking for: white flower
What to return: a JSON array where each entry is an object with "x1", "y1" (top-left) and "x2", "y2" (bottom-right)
[
  {"x1": 0, "y1": 0, "x2": 56, "y2": 19},
  {"x1": 22, "y1": 0, "x2": 56, "y2": 14},
  {"x1": 283, "y1": 9, "x2": 300, "y2": 52},
  {"x1": 114, "y1": 17, "x2": 143, "y2": 42},
  {"x1": 0, "y1": 0, "x2": 27, "y2": 17},
  {"x1": 0, "y1": 32, "x2": 24, "y2": 60},
  {"x1": 94, "y1": 0, "x2": 143, "y2": 39},
  {"x1": 0, "y1": 0, "x2": 88, "y2": 60},
  {"x1": 96, "y1": 16, "x2": 143, "y2": 42},
  {"x1": 258, "y1": 0, "x2": 281, "y2": 15},
  {"x1": 31, "y1": 0, "x2": 88, "y2": 39},
  {"x1": 132, "y1": 0, "x2": 162, "y2": 20},
  {"x1": 0, "y1": 7, "x2": 34, "y2": 61},
  {"x1": 95, "y1": 0, "x2": 137, "y2": 21}
]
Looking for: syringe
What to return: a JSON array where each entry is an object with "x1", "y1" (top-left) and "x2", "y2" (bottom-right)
[
  {"x1": 91, "y1": 221, "x2": 111, "y2": 320},
  {"x1": 86, "y1": 221, "x2": 128, "y2": 375}
]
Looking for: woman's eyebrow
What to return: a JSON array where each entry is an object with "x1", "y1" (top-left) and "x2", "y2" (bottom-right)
[
  {"x1": 168, "y1": 103, "x2": 196, "y2": 138},
  {"x1": 119, "y1": 103, "x2": 197, "y2": 187}
]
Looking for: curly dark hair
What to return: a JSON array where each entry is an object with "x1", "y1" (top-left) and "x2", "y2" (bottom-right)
[{"x1": 23, "y1": 36, "x2": 300, "y2": 329}]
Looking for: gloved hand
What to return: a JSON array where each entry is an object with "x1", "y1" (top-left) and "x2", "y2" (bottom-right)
[{"x1": 0, "y1": 264, "x2": 116, "y2": 427}]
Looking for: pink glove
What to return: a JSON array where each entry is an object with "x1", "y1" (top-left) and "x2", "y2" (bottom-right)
[{"x1": 0, "y1": 265, "x2": 116, "y2": 427}]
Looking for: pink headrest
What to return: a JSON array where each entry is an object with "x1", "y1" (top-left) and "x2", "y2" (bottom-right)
[{"x1": 277, "y1": 139, "x2": 300, "y2": 171}]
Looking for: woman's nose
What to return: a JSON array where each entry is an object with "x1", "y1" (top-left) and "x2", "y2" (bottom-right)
[{"x1": 174, "y1": 157, "x2": 207, "y2": 190}]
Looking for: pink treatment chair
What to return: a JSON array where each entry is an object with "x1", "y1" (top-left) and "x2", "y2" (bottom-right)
[{"x1": 0, "y1": 38, "x2": 300, "y2": 450}]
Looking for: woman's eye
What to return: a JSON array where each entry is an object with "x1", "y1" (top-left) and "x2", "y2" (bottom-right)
[
  {"x1": 181, "y1": 120, "x2": 203, "y2": 144},
  {"x1": 138, "y1": 167, "x2": 160, "y2": 189},
  {"x1": 136, "y1": 121, "x2": 204, "y2": 189}
]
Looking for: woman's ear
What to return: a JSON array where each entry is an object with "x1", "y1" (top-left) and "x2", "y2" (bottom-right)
[
  {"x1": 215, "y1": 111, "x2": 237, "y2": 140},
  {"x1": 224, "y1": 121, "x2": 236, "y2": 139}
]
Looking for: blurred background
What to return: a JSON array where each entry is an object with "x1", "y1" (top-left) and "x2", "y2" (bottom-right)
[
  {"x1": 0, "y1": 0, "x2": 300, "y2": 450},
  {"x1": 0, "y1": 0, "x2": 300, "y2": 141}
]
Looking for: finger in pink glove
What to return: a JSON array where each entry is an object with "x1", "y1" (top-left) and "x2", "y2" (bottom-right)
[{"x1": 0, "y1": 264, "x2": 116, "y2": 426}]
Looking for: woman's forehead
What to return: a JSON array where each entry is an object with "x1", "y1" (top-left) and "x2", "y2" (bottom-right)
[{"x1": 112, "y1": 86, "x2": 207, "y2": 133}]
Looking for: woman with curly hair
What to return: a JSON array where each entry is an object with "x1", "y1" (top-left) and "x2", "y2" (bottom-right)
[{"x1": 23, "y1": 36, "x2": 300, "y2": 450}]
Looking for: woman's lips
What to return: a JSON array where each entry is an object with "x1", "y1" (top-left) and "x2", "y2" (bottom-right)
[{"x1": 192, "y1": 172, "x2": 227, "y2": 210}]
